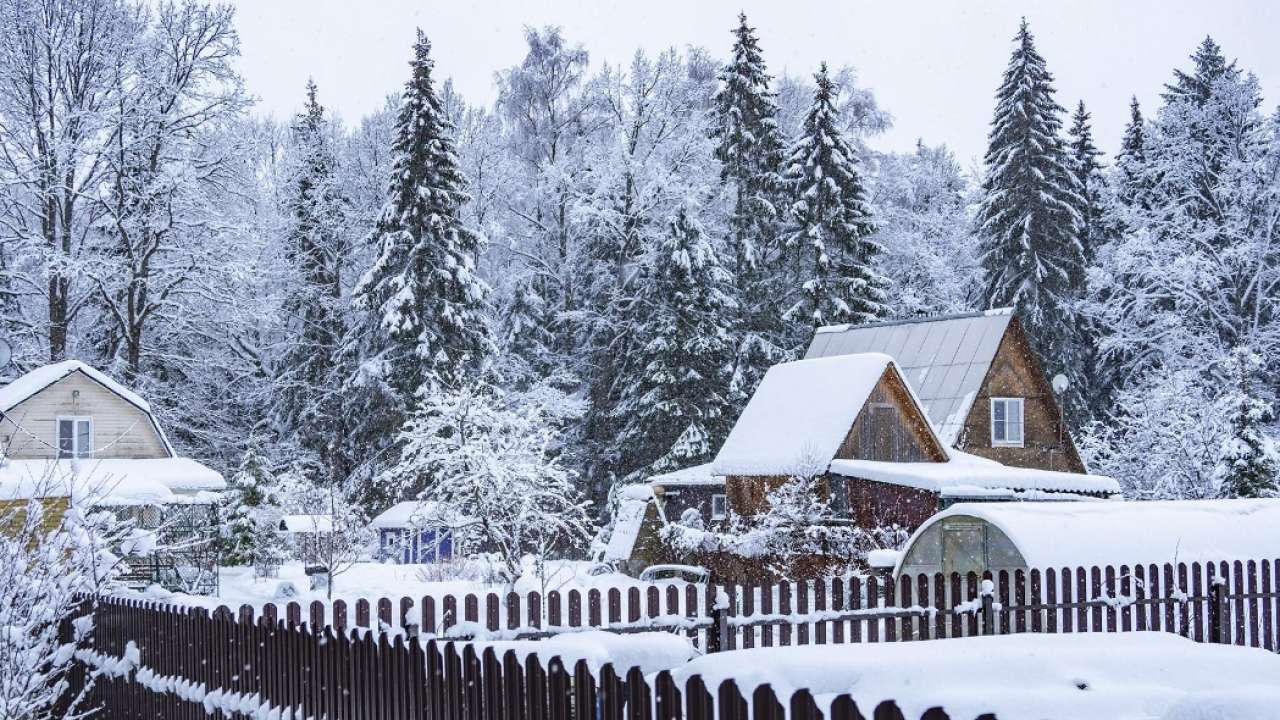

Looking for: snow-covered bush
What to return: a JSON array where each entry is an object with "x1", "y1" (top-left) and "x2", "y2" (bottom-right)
[
  {"x1": 662, "y1": 471, "x2": 906, "y2": 580},
  {"x1": 0, "y1": 492, "x2": 130, "y2": 718},
  {"x1": 384, "y1": 378, "x2": 594, "y2": 586}
]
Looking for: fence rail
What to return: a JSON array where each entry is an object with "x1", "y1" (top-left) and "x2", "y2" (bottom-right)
[
  {"x1": 77, "y1": 557, "x2": 1280, "y2": 718},
  {"x1": 164, "y1": 557, "x2": 1280, "y2": 652},
  {"x1": 81, "y1": 598, "x2": 980, "y2": 720}
]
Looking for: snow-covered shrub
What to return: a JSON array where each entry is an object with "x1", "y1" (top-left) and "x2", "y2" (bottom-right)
[
  {"x1": 0, "y1": 492, "x2": 130, "y2": 719},
  {"x1": 661, "y1": 472, "x2": 906, "y2": 580},
  {"x1": 383, "y1": 378, "x2": 594, "y2": 586}
]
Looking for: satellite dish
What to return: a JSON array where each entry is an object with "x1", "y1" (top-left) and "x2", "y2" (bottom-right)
[
  {"x1": 0, "y1": 338, "x2": 11, "y2": 369},
  {"x1": 1051, "y1": 373, "x2": 1069, "y2": 395}
]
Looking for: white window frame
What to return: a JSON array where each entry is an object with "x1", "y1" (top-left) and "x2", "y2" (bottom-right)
[
  {"x1": 56, "y1": 415, "x2": 94, "y2": 459},
  {"x1": 710, "y1": 493, "x2": 728, "y2": 520},
  {"x1": 989, "y1": 398, "x2": 1024, "y2": 447}
]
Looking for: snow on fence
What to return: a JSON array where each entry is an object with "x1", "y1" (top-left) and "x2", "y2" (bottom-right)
[
  {"x1": 123, "y1": 556, "x2": 1280, "y2": 652},
  {"x1": 79, "y1": 598, "x2": 974, "y2": 720}
]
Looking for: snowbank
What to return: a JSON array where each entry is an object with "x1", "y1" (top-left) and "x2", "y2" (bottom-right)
[
  {"x1": 713, "y1": 353, "x2": 939, "y2": 476},
  {"x1": 672, "y1": 632, "x2": 1280, "y2": 720},
  {"x1": 907, "y1": 497, "x2": 1280, "y2": 569}
]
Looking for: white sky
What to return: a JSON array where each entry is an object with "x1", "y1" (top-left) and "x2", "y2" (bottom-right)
[{"x1": 225, "y1": 0, "x2": 1280, "y2": 165}]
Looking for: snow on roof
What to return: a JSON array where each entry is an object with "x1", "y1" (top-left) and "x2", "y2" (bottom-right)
[
  {"x1": 829, "y1": 450, "x2": 1119, "y2": 496},
  {"x1": 278, "y1": 514, "x2": 333, "y2": 533},
  {"x1": 0, "y1": 458, "x2": 224, "y2": 505},
  {"x1": 648, "y1": 463, "x2": 724, "y2": 487},
  {"x1": 370, "y1": 500, "x2": 467, "y2": 529},
  {"x1": 805, "y1": 310, "x2": 1014, "y2": 446},
  {"x1": 713, "y1": 353, "x2": 938, "y2": 476},
  {"x1": 0, "y1": 360, "x2": 153, "y2": 414},
  {"x1": 603, "y1": 485, "x2": 653, "y2": 562},
  {"x1": 907, "y1": 498, "x2": 1280, "y2": 570}
]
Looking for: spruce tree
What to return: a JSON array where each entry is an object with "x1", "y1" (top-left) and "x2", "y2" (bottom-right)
[
  {"x1": 976, "y1": 19, "x2": 1084, "y2": 415},
  {"x1": 222, "y1": 446, "x2": 283, "y2": 567},
  {"x1": 615, "y1": 205, "x2": 737, "y2": 477},
  {"x1": 1162, "y1": 36, "x2": 1237, "y2": 106},
  {"x1": 1215, "y1": 348, "x2": 1280, "y2": 498},
  {"x1": 351, "y1": 30, "x2": 490, "y2": 401},
  {"x1": 711, "y1": 12, "x2": 787, "y2": 403},
  {"x1": 1066, "y1": 101, "x2": 1105, "y2": 263},
  {"x1": 1114, "y1": 97, "x2": 1149, "y2": 208},
  {"x1": 276, "y1": 81, "x2": 350, "y2": 484},
  {"x1": 782, "y1": 63, "x2": 885, "y2": 342}
]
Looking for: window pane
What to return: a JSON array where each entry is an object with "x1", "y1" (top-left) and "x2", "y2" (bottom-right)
[
  {"x1": 992, "y1": 400, "x2": 1005, "y2": 422},
  {"x1": 943, "y1": 524, "x2": 985, "y2": 575},
  {"x1": 58, "y1": 420, "x2": 74, "y2": 458},
  {"x1": 1010, "y1": 400, "x2": 1023, "y2": 425},
  {"x1": 77, "y1": 420, "x2": 91, "y2": 458},
  {"x1": 993, "y1": 415, "x2": 1006, "y2": 441}
]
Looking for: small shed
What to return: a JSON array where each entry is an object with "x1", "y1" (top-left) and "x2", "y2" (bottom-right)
[
  {"x1": 895, "y1": 498, "x2": 1280, "y2": 578},
  {"x1": 370, "y1": 501, "x2": 462, "y2": 564},
  {"x1": 277, "y1": 514, "x2": 333, "y2": 564}
]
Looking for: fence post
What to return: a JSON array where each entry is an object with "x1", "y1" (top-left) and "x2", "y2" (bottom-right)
[
  {"x1": 705, "y1": 604, "x2": 729, "y2": 654},
  {"x1": 980, "y1": 579, "x2": 996, "y2": 636},
  {"x1": 1209, "y1": 579, "x2": 1229, "y2": 644}
]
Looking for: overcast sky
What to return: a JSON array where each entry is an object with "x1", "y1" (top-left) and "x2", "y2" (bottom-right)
[{"x1": 225, "y1": 0, "x2": 1280, "y2": 165}]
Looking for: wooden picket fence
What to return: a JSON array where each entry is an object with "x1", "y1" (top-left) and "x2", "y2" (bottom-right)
[
  {"x1": 74, "y1": 557, "x2": 1280, "y2": 718},
  {"x1": 81, "y1": 597, "x2": 980, "y2": 720},
  {"x1": 146, "y1": 557, "x2": 1280, "y2": 652}
]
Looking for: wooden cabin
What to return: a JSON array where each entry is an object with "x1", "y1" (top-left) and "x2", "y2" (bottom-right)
[
  {"x1": 805, "y1": 309, "x2": 1085, "y2": 473},
  {"x1": 371, "y1": 501, "x2": 462, "y2": 564},
  {"x1": 709, "y1": 353, "x2": 1117, "y2": 533},
  {"x1": 0, "y1": 361, "x2": 225, "y2": 592}
]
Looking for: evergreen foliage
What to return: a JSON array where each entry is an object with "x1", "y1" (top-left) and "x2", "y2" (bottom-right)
[
  {"x1": 351, "y1": 30, "x2": 491, "y2": 401},
  {"x1": 1215, "y1": 348, "x2": 1280, "y2": 498},
  {"x1": 782, "y1": 63, "x2": 885, "y2": 342},
  {"x1": 614, "y1": 204, "x2": 737, "y2": 477},
  {"x1": 976, "y1": 19, "x2": 1087, "y2": 422}
]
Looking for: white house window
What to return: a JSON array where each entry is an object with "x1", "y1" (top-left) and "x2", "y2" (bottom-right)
[
  {"x1": 990, "y1": 398, "x2": 1024, "y2": 447},
  {"x1": 57, "y1": 416, "x2": 93, "y2": 459},
  {"x1": 711, "y1": 494, "x2": 728, "y2": 520}
]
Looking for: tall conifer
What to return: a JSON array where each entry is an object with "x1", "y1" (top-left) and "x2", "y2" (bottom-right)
[
  {"x1": 782, "y1": 63, "x2": 885, "y2": 341},
  {"x1": 976, "y1": 19, "x2": 1085, "y2": 415}
]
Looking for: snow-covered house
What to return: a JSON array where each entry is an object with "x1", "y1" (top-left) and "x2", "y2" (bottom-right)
[
  {"x1": 710, "y1": 353, "x2": 1117, "y2": 532},
  {"x1": 648, "y1": 463, "x2": 727, "y2": 527},
  {"x1": 0, "y1": 361, "x2": 225, "y2": 590},
  {"x1": 805, "y1": 309, "x2": 1086, "y2": 473},
  {"x1": 895, "y1": 498, "x2": 1280, "y2": 577},
  {"x1": 371, "y1": 501, "x2": 462, "y2": 564}
]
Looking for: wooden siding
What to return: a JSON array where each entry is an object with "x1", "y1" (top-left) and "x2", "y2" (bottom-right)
[
  {"x1": 836, "y1": 367, "x2": 948, "y2": 463},
  {"x1": 957, "y1": 318, "x2": 1085, "y2": 473},
  {"x1": 847, "y1": 478, "x2": 939, "y2": 531},
  {"x1": 0, "y1": 371, "x2": 169, "y2": 460}
]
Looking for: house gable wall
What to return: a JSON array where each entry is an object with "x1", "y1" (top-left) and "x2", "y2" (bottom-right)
[
  {"x1": 957, "y1": 319, "x2": 1085, "y2": 473},
  {"x1": 0, "y1": 372, "x2": 170, "y2": 460},
  {"x1": 726, "y1": 367, "x2": 946, "y2": 516}
]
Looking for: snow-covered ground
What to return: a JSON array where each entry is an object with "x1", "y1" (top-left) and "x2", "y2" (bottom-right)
[{"x1": 672, "y1": 632, "x2": 1280, "y2": 720}]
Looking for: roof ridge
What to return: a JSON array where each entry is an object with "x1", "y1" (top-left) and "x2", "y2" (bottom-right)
[{"x1": 815, "y1": 307, "x2": 1014, "y2": 334}]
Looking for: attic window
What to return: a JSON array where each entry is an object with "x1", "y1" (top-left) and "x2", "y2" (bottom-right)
[
  {"x1": 990, "y1": 398, "x2": 1024, "y2": 447},
  {"x1": 58, "y1": 416, "x2": 93, "y2": 459}
]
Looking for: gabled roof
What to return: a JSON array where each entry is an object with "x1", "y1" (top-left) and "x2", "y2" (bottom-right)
[
  {"x1": 0, "y1": 457, "x2": 225, "y2": 504},
  {"x1": 804, "y1": 309, "x2": 1014, "y2": 446},
  {"x1": 0, "y1": 360, "x2": 175, "y2": 456},
  {"x1": 712, "y1": 353, "x2": 941, "y2": 476},
  {"x1": 370, "y1": 500, "x2": 468, "y2": 530},
  {"x1": 649, "y1": 463, "x2": 724, "y2": 488}
]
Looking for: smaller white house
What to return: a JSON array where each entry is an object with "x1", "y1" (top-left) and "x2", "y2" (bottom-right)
[
  {"x1": 371, "y1": 501, "x2": 464, "y2": 564},
  {"x1": 895, "y1": 498, "x2": 1280, "y2": 577}
]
